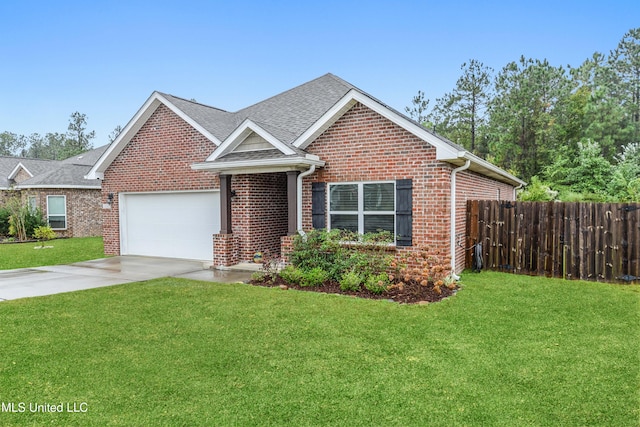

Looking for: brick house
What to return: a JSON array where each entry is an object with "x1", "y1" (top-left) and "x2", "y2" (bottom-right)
[
  {"x1": 0, "y1": 145, "x2": 107, "y2": 237},
  {"x1": 87, "y1": 74, "x2": 524, "y2": 273}
]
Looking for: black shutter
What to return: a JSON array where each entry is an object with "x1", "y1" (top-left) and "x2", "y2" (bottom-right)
[
  {"x1": 396, "y1": 179, "x2": 412, "y2": 246},
  {"x1": 312, "y1": 182, "x2": 326, "y2": 229}
]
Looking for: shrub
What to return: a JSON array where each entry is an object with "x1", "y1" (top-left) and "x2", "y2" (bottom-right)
[
  {"x1": 395, "y1": 247, "x2": 454, "y2": 290},
  {"x1": 364, "y1": 273, "x2": 391, "y2": 294},
  {"x1": 279, "y1": 265, "x2": 304, "y2": 285},
  {"x1": 300, "y1": 267, "x2": 329, "y2": 287},
  {"x1": 34, "y1": 225, "x2": 56, "y2": 241},
  {"x1": 251, "y1": 271, "x2": 265, "y2": 282},
  {"x1": 339, "y1": 270, "x2": 364, "y2": 292},
  {"x1": 0, "y1": 208, "x2": 10, "y2": 236},
  {"x1": 4, "y1": 197, "x2": 46, "y2": 240}
]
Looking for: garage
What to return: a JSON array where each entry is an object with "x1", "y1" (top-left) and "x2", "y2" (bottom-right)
[{"x1": 119, "y1": 191, "x2": 220, "y2": 261}]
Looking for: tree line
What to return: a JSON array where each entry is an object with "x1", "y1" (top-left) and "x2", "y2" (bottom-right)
[
  {"x1": 406, "y1": 28, "x2": 640, "y2": 202},
  {"x1": 0, "y1": 113, "x2": 122, "y2": 161}
]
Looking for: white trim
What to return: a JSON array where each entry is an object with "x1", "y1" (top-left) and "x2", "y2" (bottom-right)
[
  {"x1": 46, "y1": 194, "x2": 67, "y2": 230},
  {"x1": 192, "y1": 155, "x2": 325, "y2": 174},
  {"x1": 205, "y1": 119, "x2": 295, "y2": 161},
  {"x1": 85, "y1": 92, "x2": 222, "y2": 180},
  {"x1": 8, "y1": 162, "x2": 33, "y2": 180}
]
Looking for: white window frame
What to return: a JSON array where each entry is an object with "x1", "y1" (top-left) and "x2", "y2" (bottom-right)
[
  {"x1": 328, "y1": 181, "x2": 396, "y2": 239},
  {"x1": 47, "y1": 195, "x2": 67, "y2": 230}
]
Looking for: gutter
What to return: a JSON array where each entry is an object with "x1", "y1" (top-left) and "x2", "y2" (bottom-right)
[
  {"x1": 297, "y1": 165, "x2": 316, "y2": 236},
  {"x1": 450, "y1": 157, "x2": 471, "y2": 280}
]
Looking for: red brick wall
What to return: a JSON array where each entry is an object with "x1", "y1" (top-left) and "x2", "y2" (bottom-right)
[
  {"x1": 102, "y1": 104, "x2": 219, "y2": 255},
  {"x1": 231, "y1": 173, "x2": 288, "y2": 261},
  {"x1": 303, "y1": 102, "x2": 452, "y2": 255},
  {"x1": 454, "y1": 170, "x2": 515, "y2": 272},
  {"x1": 0, "y1": 189, "x2": 101, "y2": 238},
  {"x1": 303, "y1": 102, "x2": 515, "y2": 273}
]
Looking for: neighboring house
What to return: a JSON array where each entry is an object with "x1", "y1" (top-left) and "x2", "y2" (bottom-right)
[
  {"x1": 87, "y1": 73, "x2": 525, "y2": 273},
  {"x1": 0, "y1": 145, "x2": 107, "y2": 237}
]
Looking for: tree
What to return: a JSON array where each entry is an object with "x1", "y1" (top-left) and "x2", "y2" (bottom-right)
[
  {"x1": 488, "y1": 56, "x2": 573, "y2": 181},
  {"x1": 0, "y1": 132, "x2": 27, "y2": 156},
  {"x1": 23, "y1": 132, "x2": 68, "y2": 160},
  {"x1": 430, "y1": 60, "x2": 494, "y2": 154},
  {"x1": 608, "y1": 28, "x2": 640, "y2": 145},
  {"x1": 20, "y1": 112, "x2": 96, "y2": 160},
  {"x1": 608, "y1": 142, "x2": 640, "y2": 201},
  {"x1": 108, "y1": 125, "x2": 123, "y2": 143},
  {"x1": 571, "y1": 52, "x2": 632, "y2": 160},
  {"x1": 65, "y1": 111, "x2": 95, "y2": 158},
  {"x1": 566, "y1": 139, "x2": 612, "y2": 199},
  {"x1": 405, "y1": 90, "x2": 430, "y2": 126}
]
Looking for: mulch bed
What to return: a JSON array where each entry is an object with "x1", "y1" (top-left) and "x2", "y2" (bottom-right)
[{"x1": 249, "y1": 275, "x2": 458, "y2": 304}]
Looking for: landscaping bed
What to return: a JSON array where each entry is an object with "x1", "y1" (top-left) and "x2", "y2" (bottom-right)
[
  {"x1": 249, "y1": 230, "x2": 459, "y2": 304},
  {"x1": 250, "y1": 275, "x2": 458, "y2": 303}
]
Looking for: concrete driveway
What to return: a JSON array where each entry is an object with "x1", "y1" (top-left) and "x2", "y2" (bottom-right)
[{"x1": 0, "y1": 256, "x2": 253, "y2": 301}]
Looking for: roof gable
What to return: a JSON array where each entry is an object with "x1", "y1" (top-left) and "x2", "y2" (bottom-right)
[
  {"x1": 206, "y1": 119, "x2": 296, "y2": 162},
  {"x1": 86, "y1": 92, "x2": 225, "y2": 179},
  {"x1": 8, "y1": 162, "x2": 33, "y2": 182}
]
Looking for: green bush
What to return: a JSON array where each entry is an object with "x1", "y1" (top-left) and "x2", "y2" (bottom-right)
[
  {"x1": 300, "y1": 267, "x2": 329, "y2": 287},
  {"x1": 339, "y1": 270, "x2": 364, "y2": 292},
  {"x1": 279, "y1": 265, "x2": 304, "y2": 285},
  {"x1": 290, "y1": 229, "x2": 393, "y2": 282},
  {"x1": 34, "y1": 225, "x2": 56, "y2": 241},
  {"x1": 25, "y1": 208, "x2": 46, "y2": 237},
  {"x1": 364, "y1": 273, "x2": 391, "y2": 294},
  {"x1": 0, "y1": 208, "x2": 10, "y2": 236}
]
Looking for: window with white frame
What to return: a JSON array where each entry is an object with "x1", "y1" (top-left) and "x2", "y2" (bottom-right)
[
  {"x1": 27, "y1": 196, "x2": 37, "y2": 212},
  {"x1": 329, "y1": 182, "x2": 395, "y2": 236},
  {"x1": 47, "y1": 195, "x2": 67, "y2": 229}
]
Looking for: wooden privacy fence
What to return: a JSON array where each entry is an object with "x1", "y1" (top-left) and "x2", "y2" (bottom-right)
[{"x1": 466, "y1": 200, "x2": 640, "y2": 283}]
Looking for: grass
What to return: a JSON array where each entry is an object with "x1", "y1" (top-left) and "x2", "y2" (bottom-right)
[
  {"x1": 0, "y1": 237, "x2": 105, "y2": 270},
  {"x1": 0, "y1": 271, "x2": 638, "y2": 426}
]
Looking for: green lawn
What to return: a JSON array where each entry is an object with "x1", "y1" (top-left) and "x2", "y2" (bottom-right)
[
  {"x1": 0, "y1": 272, "x2": 638, "y2": 426},
  {"x1": 0, "y1": 237, "x2": 105, "y2": 270}
]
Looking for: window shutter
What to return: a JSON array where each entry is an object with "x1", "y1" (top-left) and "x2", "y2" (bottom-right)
[
  {"x1": 395, "y1": 179, "x2": 412, "y2": 246},
  {"x1": 312, "y1": 182, "x2": 326, "y2": 229}
]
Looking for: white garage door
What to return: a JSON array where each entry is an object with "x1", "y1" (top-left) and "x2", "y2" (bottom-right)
[{"x1": 120, "y1": 191, "x2": 220, "y2": 261}]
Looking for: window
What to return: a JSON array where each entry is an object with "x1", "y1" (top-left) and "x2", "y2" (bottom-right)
[
  {"x1": 27, "y1": 196, "x2": 37, "y2": 212},
  {"x1": 47, "y1": 195, "x2": 67, "y2": 229},
  {"x1": 329, "y1": 182, "x2": 395, "y2": 236}
]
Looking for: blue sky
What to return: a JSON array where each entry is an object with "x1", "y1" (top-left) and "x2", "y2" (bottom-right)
[{"x1": 1, "y1": 0, "x2": 638, "y2": 148}]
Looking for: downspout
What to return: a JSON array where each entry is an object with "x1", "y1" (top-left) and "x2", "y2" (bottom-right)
[
  {"x1": 297, "y1": 165, "x2": 316, "y2": 236},
  {"x1": 513, "y1": 183, "x2": 524, "y2": 200},
  {"x1": 450, "y1": 158, "x2": 471, "y2": 280}
]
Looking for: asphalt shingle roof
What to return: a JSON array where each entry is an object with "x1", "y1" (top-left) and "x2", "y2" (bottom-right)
[
  {"x1": 163, "y1": 73, "x2": 354, "y2": 144},
  {"x1": 1, "y1": 145, "x2": 108, "y2": 189}
]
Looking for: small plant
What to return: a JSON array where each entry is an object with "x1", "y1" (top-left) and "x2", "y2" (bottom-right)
[
  {"x1": 34, "y1": 225, "x2": 57, "y2": 241},
  {"x1": 279, "y1": 265, "x2": 304, "y2": 285},
  {"x1": 251, "y1": 271, "x2": 265, "y2": 282},
  {"x1": 339, "y1": 270, "x2": 364, "y2": 291},
  {"x1": 396, "y1": 248, "x2": 452, "y2": 289},
  {"x1": 300, "y1": 267, "x2": 329, "y2": 287},
  {"x1": 364, "y1": 272, "x2": 391, "y2": 294},
  {"x1": 260, "y1": 250, "x2": 283, "y2": 282}
]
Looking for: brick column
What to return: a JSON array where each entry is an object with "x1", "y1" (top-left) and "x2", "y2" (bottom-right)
[
  {"x1": 280, "y1": 235, "x2": 295, "y2": 264},
  {"x1": 213, "y1": 233, "x2": 239, "y2": 267}
]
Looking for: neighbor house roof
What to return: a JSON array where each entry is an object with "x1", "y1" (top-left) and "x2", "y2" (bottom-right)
[
  {"x1": 87, "y1": 74, "x2": 525, "y2": 186},
  {"x1": 0, "y1": 145, "x2": 108, "y2": 190}
]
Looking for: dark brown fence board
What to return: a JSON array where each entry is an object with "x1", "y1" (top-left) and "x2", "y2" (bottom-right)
[{"x1": 466, "y1": 200, "x2": 640, "y2": 283}]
